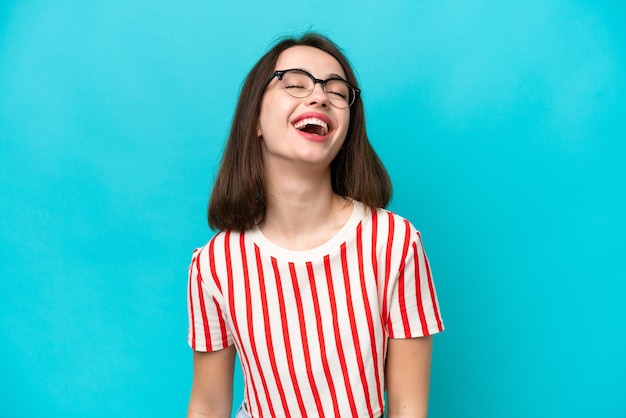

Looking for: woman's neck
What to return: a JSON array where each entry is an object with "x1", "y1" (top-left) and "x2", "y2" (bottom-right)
[{"x1": 259, "y1": 165, "x2": 353, "y2": 251}]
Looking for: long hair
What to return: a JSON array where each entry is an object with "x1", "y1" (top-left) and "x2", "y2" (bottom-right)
[{"x1": 208, "y1": 33, "x2": 391, "y2": 231}]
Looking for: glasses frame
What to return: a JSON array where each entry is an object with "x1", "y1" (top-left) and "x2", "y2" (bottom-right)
[{"x1": 264, "y1": 68, "x2": 361, "y2": 109}]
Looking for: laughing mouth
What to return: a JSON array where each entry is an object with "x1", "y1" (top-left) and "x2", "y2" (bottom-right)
[{"x1": 293, "y1": 117, "x2": 329, "y2": 136}]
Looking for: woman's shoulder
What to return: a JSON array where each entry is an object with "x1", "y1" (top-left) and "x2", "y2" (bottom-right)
[
  {"x1": 362, "y1": 204, "x2": 421, "y2": 233},
  {"x1": 192, "y1": 229, "x2": 245, "y2": 256}
]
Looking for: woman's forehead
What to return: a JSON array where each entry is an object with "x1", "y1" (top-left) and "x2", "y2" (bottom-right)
[{"x1": 275, "y1": 45, "x2": 346, "y2": 79}]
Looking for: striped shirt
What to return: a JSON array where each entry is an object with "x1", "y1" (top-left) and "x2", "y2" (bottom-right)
[{"x1": 187, "y1": 201, "x2": 444, "y2": 418}]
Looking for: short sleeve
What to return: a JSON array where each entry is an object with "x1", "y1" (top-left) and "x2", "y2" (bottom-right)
[
  {"x1": 386, "y1": 229, "x2": 444, "y2": 338},
  {"x1": 187, "y1": 243, "x2": 233, "y2": 351}
]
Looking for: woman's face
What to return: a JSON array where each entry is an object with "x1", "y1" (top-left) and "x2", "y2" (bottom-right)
[{"x1": 257, "y1": 46, "x2": 350, "y2": 171}]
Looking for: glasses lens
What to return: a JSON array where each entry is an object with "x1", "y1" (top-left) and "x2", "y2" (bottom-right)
[
  {"x1": 325, "y1": 79, "x2": 353, "y2": 108},
  {"x1": 279, "y1": 70, "x2": 356, "y2": 108},
  {"x1": 280, "y1": 71, "x2": 314, "y2": 98}
]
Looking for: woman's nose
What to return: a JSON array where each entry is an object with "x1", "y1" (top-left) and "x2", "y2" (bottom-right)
[{"x1": 307, "y1": 82, "x2": 329, "y2": 106}]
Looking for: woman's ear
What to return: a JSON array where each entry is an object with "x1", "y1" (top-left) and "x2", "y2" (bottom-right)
[{"x1": 256, "y1": 123, "x2": 262, "y2": 138}]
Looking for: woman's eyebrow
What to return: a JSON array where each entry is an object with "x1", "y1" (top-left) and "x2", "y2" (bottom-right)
[{"x1": 326, "y1": 72, "x2": 347, "y2": 80}]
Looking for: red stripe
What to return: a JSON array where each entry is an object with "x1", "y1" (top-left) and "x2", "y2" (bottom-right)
[
  {"x1": 288, "y1": 263, "x2": 325, "y2": 417},
  {"x1": 396, "y1": 220, "x2": 413, "y2": 337},
  {"x1": 307, "y1": 262, "x2": 340, "y2": 417},
  {"x1": 371, "y1": 211, "x2": 389, "y2": 357},
  {"x1": 225, "y1": 231, "x2": 240, "y2": 346},
  {"x1": 356, "y1": 223, "x2": 384, "y2": 410},
  {"x1": 324, "y1": 254, "x2": 358, "y2": 416},
  {"x1": 230, "y1": 233, "x2": 263, "y2": 416},
  {"x1": 419, "y1": 233, "x2": 444, "y2": 333},
  {"x1": 210, "y1": 233, "x2": 228, "y2": 348},
  {"x1": 208, "y1": 238, "x2": 223, "y2": 293},
  {"x1": 272, "y1": 258, "x2": 307, "y2": 417},
  {"x1": 382, "y1": 212, "x2": 395, "y2": 332},
  {"x1": 241, "y1": 244, "x2": 276, "y2": 417},
  {"x1": 256, "y1": 249, "x2": 291, "y2": 416},
  {"x1": 247, "y1": 245, "x2": 277, "y2": 417},
  {"x1": 208, "y1": 238, "x2": 228, "y2": 347},
  {"x1": 340, "y1": 243, "x2": 373, "y2": 417},
  {"x1": 188, "y1": 252, "x2": 197, "y2": 350},
  {"x1": 194, "y1": 249, "x2": 212, "y2": 350},
  {"x1": 413, "y1": 241, "x2": 429, "y2": 335},
  {"x1": 211, "y1": 296, "x2": 228, "y2": 347}
]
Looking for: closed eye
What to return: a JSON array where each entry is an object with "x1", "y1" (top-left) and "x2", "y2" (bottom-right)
[
  {"x1": 284, "y1": 84, "x2": 308, "y2": 90},
  {"x1": 327, "y1": 90, "x2": 347, "y2": 99}
]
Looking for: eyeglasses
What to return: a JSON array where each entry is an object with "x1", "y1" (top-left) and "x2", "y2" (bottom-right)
[{"x1": 265, "y1": 68, "x2": 360, "y2": 109}]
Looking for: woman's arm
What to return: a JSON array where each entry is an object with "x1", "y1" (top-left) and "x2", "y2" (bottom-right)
[
  {"x1": 385, "y1": 336, "x2": 433, "y2": 418},
  {"x1": 187, "y1": 345, "x2": 237, "y2": 418}
]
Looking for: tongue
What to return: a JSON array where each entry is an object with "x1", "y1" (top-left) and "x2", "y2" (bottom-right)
[{"x1": 300, "y1": 124, "x2": 323, "y2": 135}]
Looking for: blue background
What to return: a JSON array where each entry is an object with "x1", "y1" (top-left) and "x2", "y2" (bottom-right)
[{"x1": 1, "y1": 1, "x2": 624, "y2": 417}]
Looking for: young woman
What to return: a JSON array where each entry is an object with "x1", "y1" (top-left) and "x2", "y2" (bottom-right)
[{"x1": 187, "y1": 33, "x2": 444, "y2": 418}]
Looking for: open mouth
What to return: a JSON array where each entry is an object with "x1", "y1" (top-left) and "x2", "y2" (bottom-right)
[{"x1": 293, "y1": 117, "x2": 329, "y2": 136}]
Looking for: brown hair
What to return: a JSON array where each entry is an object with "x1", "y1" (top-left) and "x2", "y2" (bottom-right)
[{"x1": 208, "y1": 33, "x2": 392, "y2": 231}]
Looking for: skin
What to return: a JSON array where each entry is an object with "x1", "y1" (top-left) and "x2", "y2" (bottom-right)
[
  {"x1": 187, "y1": 45, "x2": 434, "y2": 418},
  {"x1": 386, "y1": 336, "x2": 434, "y2": 417},
  {"x1": 256, "y1": 45, "x2": 353, "y2": 250},
  {"x1": 187, "y1": 346, "x2": 236, "y2": 418},
  {"x1": 257, "y1": 46, "x2": 350, "y2": 172}
]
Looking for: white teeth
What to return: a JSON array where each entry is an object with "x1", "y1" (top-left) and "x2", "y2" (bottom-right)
[{"x1": 293, "y1": 117, "x2": 329, "y2": 135}]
